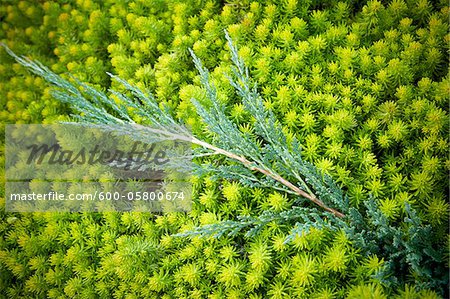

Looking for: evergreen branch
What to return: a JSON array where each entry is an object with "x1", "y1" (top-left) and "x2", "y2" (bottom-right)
[{"x1": 1, "y1": 39, "x2": 345, "y2": 218}]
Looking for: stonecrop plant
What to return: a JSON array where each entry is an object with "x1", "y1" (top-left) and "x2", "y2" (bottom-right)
[{"x1": 0, "y1": 0, "x2": 448, "y2": 298}]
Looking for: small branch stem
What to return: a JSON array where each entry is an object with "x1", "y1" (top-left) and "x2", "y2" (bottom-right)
[
  {"x1": 132, "y1": 123, "x2": 345, "y2": 218},
  {"x1": 191, "y1": 137, "x2": 345, "y2": 218}
]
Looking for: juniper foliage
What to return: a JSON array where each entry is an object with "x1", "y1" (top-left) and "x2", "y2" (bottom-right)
[{"x1": 2, "y1": 32, "x2": 447, "y2": 294}]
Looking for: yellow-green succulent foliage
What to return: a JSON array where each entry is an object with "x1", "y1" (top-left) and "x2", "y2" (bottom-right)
[{"x1": 0, "y1": 0, "x2": 449, "y2": 298}]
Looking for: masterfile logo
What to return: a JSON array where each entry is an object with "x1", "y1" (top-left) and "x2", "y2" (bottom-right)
[{"x1": 5, "y1": 124, "x2": 192, "y2": 212}]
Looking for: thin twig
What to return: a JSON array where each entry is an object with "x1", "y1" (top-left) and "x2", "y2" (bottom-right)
[
  {"x1": 132, "y1": 123, "x2": 345, "y2": 217},
  {"x1": 191, "y1": 137, "x2": 345, "y2": 218}
]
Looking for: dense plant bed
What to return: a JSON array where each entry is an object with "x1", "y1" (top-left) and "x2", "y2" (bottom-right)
[{"x1": 0, "y1": 0, "x2": 448, "y2": 298}]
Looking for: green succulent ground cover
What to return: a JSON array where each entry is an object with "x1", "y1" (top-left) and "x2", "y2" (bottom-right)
[{"x1": 0, "y1": 0, "x2": 449, "y2": 298}]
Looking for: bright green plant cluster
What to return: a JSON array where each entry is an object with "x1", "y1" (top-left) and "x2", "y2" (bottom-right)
[{"x1": 0, "y1": 0, "x2": 448, "y2": 298}]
